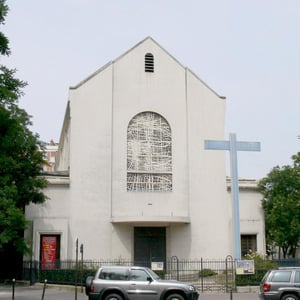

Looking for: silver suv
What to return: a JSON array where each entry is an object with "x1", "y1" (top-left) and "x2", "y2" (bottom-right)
[
  {"x1": 85, "y1": 265, "x2": 199, "y2": 300},
  {"x1": 259, "y1": 267, "x2": 300, "y2": 300}
]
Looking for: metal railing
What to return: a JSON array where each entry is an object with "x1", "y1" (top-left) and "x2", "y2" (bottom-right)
[
  {"x1": 21, "y1": 256, "x2": 235, "y2": 293},
  {"x1": 14, "y1": 257, "x2": 300, "y2": 293}
]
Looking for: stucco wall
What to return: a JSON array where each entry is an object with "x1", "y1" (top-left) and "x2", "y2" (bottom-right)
[{"x1": 25, "y1": 38, "x2": 265, "y2": 261}]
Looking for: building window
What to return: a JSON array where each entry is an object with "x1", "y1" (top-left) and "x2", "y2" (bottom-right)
[
  {"x1": 145, "y1": 53, "x2": 154, "y2": 72},
  {"x1": 241, "y1": 234, "x2": 257, "y2": 257},
  {"x1": 127, "y1": 112, "x2": 172, "y2": 192}
]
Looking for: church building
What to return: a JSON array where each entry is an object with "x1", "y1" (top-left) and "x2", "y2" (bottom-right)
[{"x1": 25, "y1": 37, "x2": 265, "y2": 265}]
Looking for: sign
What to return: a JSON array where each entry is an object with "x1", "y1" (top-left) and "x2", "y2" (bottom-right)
[
  {"x1": 236, "y1": 260, "x2": 255, "y2": 275},
  {"x1": 41, "y1": 236, "x2": 57, "y2": 269},
  {"x1": 151, "y1": 262, "x2": 164, "y2": 271}
]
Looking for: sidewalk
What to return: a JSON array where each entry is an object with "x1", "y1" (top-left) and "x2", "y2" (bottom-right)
[{"x1": 0, "y1": 284, "x2": 260, "y2": 300}]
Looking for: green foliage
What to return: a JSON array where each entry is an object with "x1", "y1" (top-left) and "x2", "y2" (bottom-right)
[
  {"x1": 154, "y1": 270, "x2": 165, "y2": 279},
  {"x1": 244, "y1": 252, "x2": 278, "y2": 270},
  {"x1": 235, "y1": 252, "x2": 278, "y2": 286},
  {"x1": 258, "y1": 152, "x2": 300, "y2": 258},
  {"x1": 199, "y1": 268, "x2": 217, "y2": 277},
  {"x1": 39, "y1": 269, "x2": 95, "y2": 285},
  {"x1": 0, "y1": 0, "x2": 47, "y2": 254},
  {"x1": 236, "y1": 269, "x2": 267, "y2": 286},
  {"x1": 0, "y1": 191, "x2": 27, "y2": 252},
  {"x1": 0, "y1": 0, "x2": 10, "y2": 56}
]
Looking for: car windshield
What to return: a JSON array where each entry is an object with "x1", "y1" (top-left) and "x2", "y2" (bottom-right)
[{"x1": 146, "y1": 268, "x2": 160, "y2": 280}]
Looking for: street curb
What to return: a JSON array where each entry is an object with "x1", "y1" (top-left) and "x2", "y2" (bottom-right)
[
  {"x1": 236, "y1": 286, "x2": 259, "y2": 293},
  {"x1": 35, "y1": 282, "x2": 85, "y2": 292}
]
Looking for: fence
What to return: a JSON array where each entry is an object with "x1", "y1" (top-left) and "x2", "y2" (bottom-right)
[
  {"x1": 18, "y1": 257, "x2": 300, "y2": 293},
  {"x1": 22, "y1": 256, "x2": 236, "y2": 293}
]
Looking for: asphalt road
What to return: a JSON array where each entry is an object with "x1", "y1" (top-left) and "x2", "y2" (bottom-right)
[{"x1": 0, "y1": 285, "x2": 260, "y2": 300}]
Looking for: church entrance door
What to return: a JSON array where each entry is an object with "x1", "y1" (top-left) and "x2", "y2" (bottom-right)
[{"x1": 134, "y1": 227, "x2": 166, "y2": 268}]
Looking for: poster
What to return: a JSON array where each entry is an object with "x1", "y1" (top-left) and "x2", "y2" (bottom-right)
[
  {"x1": 41, "y1": 236, "x2": 57, "y2": 269},
  {"x1": 151, "y1": 262, "x2": 164, "y2": 271},
  {"x1": 236, "y1": 259, "x2": 255, "y2": 275}
]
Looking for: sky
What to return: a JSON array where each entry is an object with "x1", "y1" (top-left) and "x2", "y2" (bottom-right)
[{"x1": 2, "y1": 0, "x2": 300, "y2": 180}]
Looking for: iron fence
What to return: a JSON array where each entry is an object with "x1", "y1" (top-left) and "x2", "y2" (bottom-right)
[
  {"x1": 21, "y1": 256, "x2": 235, "y2": 293},
  {"x1": 17, "y1": 257, "x2": 300, "y2": 293}
]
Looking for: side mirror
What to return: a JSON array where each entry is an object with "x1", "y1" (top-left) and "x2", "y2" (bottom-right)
[{"x1": 147, "y1": 276, "x2": 153, "y2": 282}]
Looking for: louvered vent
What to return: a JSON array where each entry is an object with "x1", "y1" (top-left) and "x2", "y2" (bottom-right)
[{"x1": 145, "y1": 53, "x2": 154, "y2": 72}]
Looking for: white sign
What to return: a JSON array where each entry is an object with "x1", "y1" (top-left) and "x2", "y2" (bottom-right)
[
  {"x1": 236, "y1": 260, "x2": 255, "y2": 275},
  {"x1": 151, "y1": 262, "x2": 164, "y2": 271}
]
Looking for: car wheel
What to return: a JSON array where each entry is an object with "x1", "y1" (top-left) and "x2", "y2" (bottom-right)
[
  {"x1": 281, "y1": 295, "x2": 299, "y2": 300},
  {"x1": 166, "y1": 293, "x2": 185, "y2": 300},
  {"x1": 104, "y1": 293, "x2": 123, "y2": 300}
]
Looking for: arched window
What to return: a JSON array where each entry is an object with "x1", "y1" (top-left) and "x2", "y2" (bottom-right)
[
  {"x1": 127, "y1": 112, "x2": 172, "y2": 192},
  {"x1": 145, "y1": 53, "x2": 154, "y2": 72}
]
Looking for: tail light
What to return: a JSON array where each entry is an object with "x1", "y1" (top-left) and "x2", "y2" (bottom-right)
[
  {"x1": 263, "y1": 283, "x2": 271, "y2": 292},
  {"x1": 90, "y1": 284, "x2": 94, "y2": 293}
]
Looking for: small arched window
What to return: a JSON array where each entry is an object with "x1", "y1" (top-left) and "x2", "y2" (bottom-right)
[
  {"x1": 145, "y1": 53, "x2": 154, "y2": 72},
  {"x1": 127, "y1": 112, "x2": 172, "y2": 192}
]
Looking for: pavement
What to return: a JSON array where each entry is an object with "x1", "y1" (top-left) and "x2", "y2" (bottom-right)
[
  {"x1": 0, "y1": 284, "x2": 260, "y2": 300},
  {"x1": 0, "y1": 284, "x2": 86, "y2": 300}
]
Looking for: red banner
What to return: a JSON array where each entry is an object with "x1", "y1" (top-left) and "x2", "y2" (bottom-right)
[{"x1": 41, "y1": 236, "x2": 57, "y2": 269}]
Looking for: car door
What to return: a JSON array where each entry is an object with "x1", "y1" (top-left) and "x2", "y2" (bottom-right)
[
  {"x1": 95, "y1": 267, "x2": 131, "y2": 296},
  {"x1": 294, "y1": 270, "x2": 300, "y2": 291},
  {"x1": 127, "y1": 268, "x2": 159, "y2": 300}
]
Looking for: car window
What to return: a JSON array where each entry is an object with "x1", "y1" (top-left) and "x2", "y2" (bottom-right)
[
  {"x1": 146, "y1": 268, "x2": 160, "y2": 280},
  {"x1": 295, "y1": 271, "x2": 300, "y2": 283},
  {"x1": 99, "y1": 268, "x2": 129, "y2": 281},
  {"x1": 271, "y1": 271, "x2": 292, "y2": 282},
  {"x1": 131, "y1": 269, "x2": 149, "y2": 281},
  {"x1": 261, "y1": 270, "x2": 271, "y2": 283}
]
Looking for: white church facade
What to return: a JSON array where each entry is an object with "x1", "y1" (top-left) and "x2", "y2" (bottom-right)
[{"x1": 25, "y1": 37, "x2": 265, "y2": 264}]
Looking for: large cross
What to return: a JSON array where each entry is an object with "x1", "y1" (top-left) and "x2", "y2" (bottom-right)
[{"x1": 204, "y1": 133, "x2": 261, "y2": 259}]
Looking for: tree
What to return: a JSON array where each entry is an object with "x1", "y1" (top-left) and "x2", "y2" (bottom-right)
[
  {"x1": 258, "y1": 152, "x2": 300, "y2": 258},
  {"x1": 0, "y1": 0, "x2": 47, "y2": 271}
]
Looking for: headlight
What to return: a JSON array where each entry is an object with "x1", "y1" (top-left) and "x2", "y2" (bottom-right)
[{"x1": 188, "y1": 285, "x2": 195, "y2": 291}]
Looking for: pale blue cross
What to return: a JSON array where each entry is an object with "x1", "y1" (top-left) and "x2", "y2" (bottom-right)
[{"x1": 204, "y1": 133, "x2": 261, "y2": 259}]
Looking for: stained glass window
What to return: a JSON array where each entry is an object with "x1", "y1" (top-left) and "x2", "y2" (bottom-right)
[{"x1": 127, "y1": 112, "x2": 172, "y2": 191}]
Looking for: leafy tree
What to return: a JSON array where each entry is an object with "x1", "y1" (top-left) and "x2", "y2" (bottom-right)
[
  {"x1": 0, "y1": 0, "x2": 47, "y2": 258},
  {"x1": 258, "y1": 152, "x2": 300, "y2": 258}
]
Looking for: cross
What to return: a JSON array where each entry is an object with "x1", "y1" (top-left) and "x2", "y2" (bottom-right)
[{"x1": 204, "y1": 133, "x2": 261, "y2": 259}]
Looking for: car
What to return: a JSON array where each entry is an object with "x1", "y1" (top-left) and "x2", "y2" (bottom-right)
[
  {"x1": 259, "y1": 267, "x2": 300, "y2": 300},
  {"x1": 85, "y1": 265, "x2": 199, "y2": 300}
]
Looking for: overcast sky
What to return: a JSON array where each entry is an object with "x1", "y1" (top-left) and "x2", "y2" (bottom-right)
[{"x1": 3, "y1": 0, "x2": 300, "y2": 180}]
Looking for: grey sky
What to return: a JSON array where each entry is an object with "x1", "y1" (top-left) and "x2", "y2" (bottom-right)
[{"x1": 3, "y1": 0, "x2": 300, "y2": 179}]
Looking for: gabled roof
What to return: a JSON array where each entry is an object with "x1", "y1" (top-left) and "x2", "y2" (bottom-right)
[{"x1": 69, "y1": 36, "x2": 225, "y2": 99}]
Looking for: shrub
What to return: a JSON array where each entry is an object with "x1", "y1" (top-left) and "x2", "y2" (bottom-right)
[
  {"x1": 244, "y1": 251, "x2": 277, "y2": 270},
  {"x1": 39, "y1": 268, "x2": 95, "y2": 285},
  {"x1": 236, "y1": 252, "x2": 278, "y2": 286},
  {"x1": 236, "y1": 269, "x2": 267, "y2": 286},
  {"x1": 199, "y1": 268, "x2": 217, "y2": 277}
]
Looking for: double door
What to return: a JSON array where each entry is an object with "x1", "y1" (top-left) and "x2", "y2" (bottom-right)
[{"x1": 134, "y1": 227, "x2": 166, "y2": 268}]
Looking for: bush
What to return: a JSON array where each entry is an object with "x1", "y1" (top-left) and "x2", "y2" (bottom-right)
[
  {"x1": 154, "y1": 270, "x2": 165, "y2": 279},
  {"x1": 199, "y1": 268, "x2": 217, "y2": 277},
  {"x1": 236, "y1": 269, "x2": 267, "y2": 286},
  {"x1": 236, "y1": 252, "x2": 278, "y2": 286},
  {"x1": 39, "y1": 268, "x2": 95, "y2": 285},
  {"x1": 244, "y1": 252, "x2": 278, "y2": 270}
]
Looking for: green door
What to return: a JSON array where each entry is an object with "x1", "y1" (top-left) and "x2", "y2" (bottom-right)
[{"x1": 134, "y1": 227, "x2": 166, "y2": 268}]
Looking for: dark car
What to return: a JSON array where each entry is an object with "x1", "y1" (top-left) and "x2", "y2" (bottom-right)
[
  {"x1": 259, "y1": 267, "x2": 300, "y2": 300},
  {"x1": 86, "y1": 265, "x2": 199, "y2": 300}
]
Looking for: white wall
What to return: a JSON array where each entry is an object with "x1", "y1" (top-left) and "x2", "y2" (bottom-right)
[
  {"x1": 25, "y1": 38, "x2": 265, "y2": 261},
  {"x1": 238, "y1": 184, "x2": 266, "y2": 256},
  {"x1": 25, "y1": 179, "x2": 70, "y2": 261}
]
